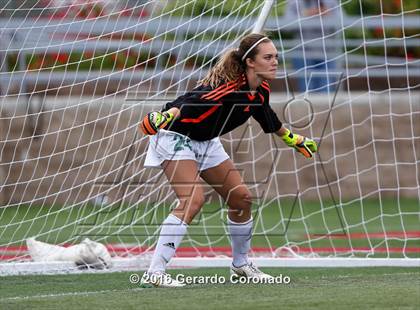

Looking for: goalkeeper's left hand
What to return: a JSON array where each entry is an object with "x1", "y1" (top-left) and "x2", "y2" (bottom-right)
[{"x1": 281, "y1": 128, "x2": 318, "y2": 158}]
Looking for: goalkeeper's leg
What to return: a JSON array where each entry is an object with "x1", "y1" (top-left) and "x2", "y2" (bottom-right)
[
  {"x1": 201, "y1": 159, "x2": 273, "y2": 281},
  {"x1": 201, "y1": 159, "x2": 252, "y2": 266},
  {"x1": 147, "y1": 160, "x2": 204, "y2": 275}
]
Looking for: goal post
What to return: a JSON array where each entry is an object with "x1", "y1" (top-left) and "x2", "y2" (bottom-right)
[
  {"x1": 252, "y1": 0, "x2": 275, "y2": 33},
  {"x1": 0, "y1": 0, "x2": 419, "y2": 275}
]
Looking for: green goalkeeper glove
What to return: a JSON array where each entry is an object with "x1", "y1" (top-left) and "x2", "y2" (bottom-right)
[
  {"x1": 140, "y1": 111, "x2": 175, "y2": 135},
  {"x1": 281, "y1": 128, "x2": 318, "y2": 158}
]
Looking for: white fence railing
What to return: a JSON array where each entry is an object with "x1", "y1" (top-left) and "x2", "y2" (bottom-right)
[{"x1": 0, "y1": 15, "x2": 419, "y2": 95}]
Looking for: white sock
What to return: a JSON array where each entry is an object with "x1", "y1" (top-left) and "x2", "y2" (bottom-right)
[
  {"x1": 228, "y1": 217, "x2": 253, "y2": 267},
  {"x1": 148, "y1": 214, "x2": 188, "y2": 273}
]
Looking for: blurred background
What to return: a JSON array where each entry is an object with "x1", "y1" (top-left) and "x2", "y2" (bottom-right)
[
  {"x1": 0, "y1": 0, "x2": 418, "y2": 95},
  {"x1": 0, "y1": 1, "x2": 418, "y2": 260}
]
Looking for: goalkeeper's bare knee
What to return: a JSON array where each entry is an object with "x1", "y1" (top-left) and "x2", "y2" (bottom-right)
[
  {"x1": 227, "y1": 191, "x2": 252, "y2": 222},
  {"x1": 173, "y1": 196, "x2": 205, "y2": 224}
]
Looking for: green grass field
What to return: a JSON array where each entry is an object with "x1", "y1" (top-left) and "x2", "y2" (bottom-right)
[
  {"x1": 1, "y1": 198, "x2": 419, "y2": 258},
  {"x1": 1, "y1": 267, "x2": 419, "y2": 310},
  {"x1": 0, "y1": 199, "x2": 419, "y2": 309}
]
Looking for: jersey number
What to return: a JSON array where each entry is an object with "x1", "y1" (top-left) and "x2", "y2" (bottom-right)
[{"x1": 173, "y1": 135, "x2": 192, "y2": 152}]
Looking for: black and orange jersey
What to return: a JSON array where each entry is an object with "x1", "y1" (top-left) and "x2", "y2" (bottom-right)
[{"x1": 162, "y1": 75, "x2": 282, "y2": 141}]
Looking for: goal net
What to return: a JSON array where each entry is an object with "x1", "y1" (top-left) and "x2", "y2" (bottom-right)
[{"x1": 0, "y1": 0, "x2": 419, "y2": 274}]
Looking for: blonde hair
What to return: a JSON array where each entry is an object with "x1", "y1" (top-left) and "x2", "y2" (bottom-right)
[{"x1": 199, "y1": 33, "x2": 271, "y2": 88}]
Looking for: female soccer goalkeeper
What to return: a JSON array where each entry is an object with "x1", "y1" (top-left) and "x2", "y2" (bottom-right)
[{"x1": 139, "y1": 33, "x2": 317, "y2": 287}]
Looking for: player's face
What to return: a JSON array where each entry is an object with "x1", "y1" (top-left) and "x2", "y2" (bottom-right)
[{"x1": 249, "y1": 42, "x2": 278, "y2": 80}]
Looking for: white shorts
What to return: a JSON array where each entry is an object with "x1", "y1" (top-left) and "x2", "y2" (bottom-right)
[{"x1": 144, "y1": 130, "x2": 230, "y2": 171}]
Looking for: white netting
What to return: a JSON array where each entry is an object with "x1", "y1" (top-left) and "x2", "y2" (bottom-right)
[{"x1": 0, "y1": 0, "x2": 419, "y2": 273}]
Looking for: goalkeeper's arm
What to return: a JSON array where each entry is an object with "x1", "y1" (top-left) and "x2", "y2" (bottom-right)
[
  {"x1": 276, "y1": 126, "x2": 318, "y2": 159},
  {"x1": 140, "y1": 107, "x2": 180, "y2": 135}
]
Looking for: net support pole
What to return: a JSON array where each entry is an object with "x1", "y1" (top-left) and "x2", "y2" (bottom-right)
[{"x1": 252, "y1": 0, "x2": 275, "y2": 33}]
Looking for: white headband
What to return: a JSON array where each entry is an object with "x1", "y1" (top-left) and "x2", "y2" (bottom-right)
[{"x1": 241, "y1": 37, "x2": 268, "y2": 62}]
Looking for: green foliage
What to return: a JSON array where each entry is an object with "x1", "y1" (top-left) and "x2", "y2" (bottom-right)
[
  {"x1": 4, "y1": 1, "x2": 418, "y2": 73},
  {"x1": 162, "y1": 0, "x2": 285, "y2": 17},
  {"x1": 161, "y1": 0, "x2": 419, "y2": 17},
  {"x1": 17, "y1": 51, "x2": 158, "y2": 73}
]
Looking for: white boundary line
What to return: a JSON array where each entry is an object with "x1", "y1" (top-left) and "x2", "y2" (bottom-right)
[{"x1": 1, "y1": 257, "x2": 420, "y2": 276}]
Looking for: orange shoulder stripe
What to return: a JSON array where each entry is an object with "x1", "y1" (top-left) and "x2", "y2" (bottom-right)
[
  {"x1": 211, "y1": 85, "x2": 240, "y2": 101},
  {"x1": 201, "y1": 80, "x2": 237, "y2": 100},
  {"x1": 261, "y1": 83, "x2": 270, "y2": 92},
  {"x1": 212, "y1": 80, "x2": 247, "y2": 101},
  {"x1": 203, "y1": 82, "x2": 239, "y2": 101}
]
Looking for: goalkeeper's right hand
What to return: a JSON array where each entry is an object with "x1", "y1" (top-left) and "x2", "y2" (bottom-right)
[{"x1": 140, "y1": 111, "x2": 175, "y2": 135}]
